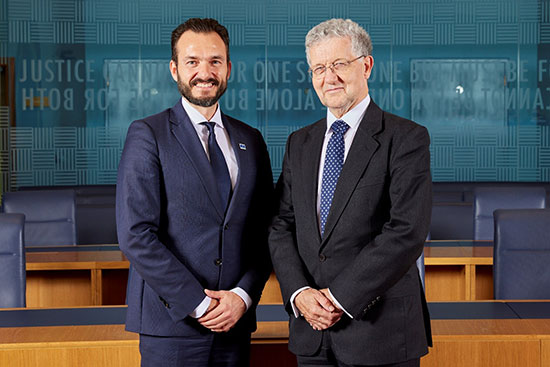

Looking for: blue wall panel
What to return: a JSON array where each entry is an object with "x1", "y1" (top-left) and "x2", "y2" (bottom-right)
[{"x1": 1, "y1": 0, "x2": 550, "y2": 192}]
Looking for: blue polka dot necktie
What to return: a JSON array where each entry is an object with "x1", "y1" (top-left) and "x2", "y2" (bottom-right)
[
  {"x1": 202, "y1": 121, "x2": 231, "y2": 210},
  {"x1": 320, "y1": 119, "x2": 350, "y2": 237}
]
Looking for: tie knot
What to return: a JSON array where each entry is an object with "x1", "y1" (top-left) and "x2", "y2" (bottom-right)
[
  {"x1": 331, "y1": 120, "x2": 349, "y2": 136},
  {"x1": 202, "y1": 121, "x2": 216, "y2": 134}
]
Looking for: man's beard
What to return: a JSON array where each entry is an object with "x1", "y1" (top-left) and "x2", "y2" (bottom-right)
[{"x1": 177, "y1": 76, "x2": 227, "y2": 107}]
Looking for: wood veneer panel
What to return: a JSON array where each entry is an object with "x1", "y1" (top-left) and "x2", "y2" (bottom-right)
[
  {"x1": 259, "y1": 272, "x2": 283, "y2": 304},
  {"x1": 425, "y1": 265, "x2": 466, "y2": 301},
  {"x1": 26, "y1": 271, "x2": 91, "y2": 307},
  {"x1": 421, "y1": 340, "x2": 540, "y2": 367},
  {"x1": 475, "y1": 265, "x2": 494, "y2": 300},
  {"x1": 0, "y1": 345, "x2": 139, "y2": 367},
  {"x1": 252, "y1": 321, "x2": 289, "y2": 340},
  {"x1": 542, "y1": 339, "x2": 550, "y2": 367}
]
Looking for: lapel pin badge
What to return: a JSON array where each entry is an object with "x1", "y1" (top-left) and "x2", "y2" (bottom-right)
[{"x1": 239, "y1": 143, "x2": 247, "y2": 150}]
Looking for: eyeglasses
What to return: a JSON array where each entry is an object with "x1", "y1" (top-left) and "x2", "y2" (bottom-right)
[{"x1": 308, "y1": 55, "x2": 366, "y2": 78}]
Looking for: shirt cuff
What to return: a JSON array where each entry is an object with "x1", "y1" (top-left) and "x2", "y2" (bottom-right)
[
  {"x1": 230, "y1": 287, "x2": 252, "y2": 311},
  {"x1": 189, "y1": 296, "x2": 211, "y2": 318},
  {"x1": 327, "y1": 288, "x2": 353, "y2": 319},
  {"x1": 290, "y1": 286, "x2": 311, "y2": 318}
]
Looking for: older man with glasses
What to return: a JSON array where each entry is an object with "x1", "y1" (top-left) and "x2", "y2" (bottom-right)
[{"x1": 269, "y1": 18, "x2": 432, "y2": 367}]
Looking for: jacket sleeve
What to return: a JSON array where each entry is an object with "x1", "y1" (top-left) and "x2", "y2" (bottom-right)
[
  {"x1": 268, "y1": 132, "x2": 315, "y2": 313},
  {"x1": 329, "y1": 124, "x2": 432, "y2": 319},
  {"x1": 234, "y1": 129, "x2": 275, "y2": 305},
  {"x1": 116, "y1": 120, "x2": 206, "y2": 322}
]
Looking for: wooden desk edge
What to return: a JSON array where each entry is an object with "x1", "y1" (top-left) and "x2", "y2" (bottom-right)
[
  {"x1": 425, "y1": 258, "x2": 493, "y2": 265},
  {"x1": 0, "y1": 339, "x2": 138, "y2": 350},
  {"x1": 1, "y1": 319, "x2": 550, "y2": 349},
  {"x1": 27, "y1": 261, "x2": 129, "y2": 271}
]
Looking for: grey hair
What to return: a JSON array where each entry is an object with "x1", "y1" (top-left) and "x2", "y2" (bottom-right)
[{"x1": 305, "y1": 18, "x2": 372, "y2": 65}]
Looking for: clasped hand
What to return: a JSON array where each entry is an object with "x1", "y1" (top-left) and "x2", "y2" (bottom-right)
[
  {"x1": 198, "y1": 289, "x2": 246, "y2": 333},
  {"x1": 295, "y1": 288, "x2": 343, "y2": 331}
]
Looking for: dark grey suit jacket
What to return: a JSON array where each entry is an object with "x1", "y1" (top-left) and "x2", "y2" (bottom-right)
[
  {"x1": 116, "y1": 101, "x2": 273, "y2": 337},
  {"x1": 269, "y1": 101, "x2": 432, "y2": 365}
]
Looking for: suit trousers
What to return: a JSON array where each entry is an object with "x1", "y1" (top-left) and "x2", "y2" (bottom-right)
[
  {"x1": 296, "y1": 331, "x2": 420, "y2": 367},
  {"x1": 139, "y1": 332, "x2": 250, "y2": 367}
]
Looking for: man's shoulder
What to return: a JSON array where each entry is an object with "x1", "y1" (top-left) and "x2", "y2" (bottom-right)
[
  {"x1": 126, "y1": 106, "x2": 177, "y2": 138},
  {"x1": 223, "y1": 114, "x2": 263, "y2": 139},
  {"x1": 287, "y1": 118, "x2": 325, "y2": 141},
  {"x1": 378, "y1": 108, "x2": 427, "y2": 135},
  {"x1": 372, "y1": 106, "x2": 430, "y2": 151},
  {"x1": 224, "y1": 114, "x2": 254, "y2": 130},
  {"x1": 135, "y1": 108, "x2": 172, "y2": 126}
]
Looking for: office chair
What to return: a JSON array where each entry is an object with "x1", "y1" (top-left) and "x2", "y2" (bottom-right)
[
  {"x1": 18, "y1": 185, "x2": 117, "y2": 245},
  {"x1": 2, "y1": 190, "x2": 77, "y2": 246},
  {"x1": 493, "y1": 208, "x2": 550, "y2": 299},
  {"x1": 0, "y1": 213, "x2": 26, "y2": 307},
  {"x1": 473, "y1": 187, "x2": 546, "y2": 240}
]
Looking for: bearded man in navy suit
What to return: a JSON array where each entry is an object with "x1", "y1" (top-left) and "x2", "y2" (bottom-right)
[
  {"x1": 269, "y1": 19, "x2": 432, "y2": 367},
  {"x1": 116, "y1": 18, "x2": 273, "y2": 367}
]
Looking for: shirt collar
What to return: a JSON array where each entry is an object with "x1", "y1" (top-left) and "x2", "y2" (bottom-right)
[
  {"x1": 180, "y1": 97, "x2": 224, "y2": 128},
  {"x1": 325, "y1": 94, "x2": 371, "y2": 135}
]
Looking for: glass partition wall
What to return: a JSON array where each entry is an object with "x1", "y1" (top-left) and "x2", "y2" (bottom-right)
[{"x1": 1, "y1": 0, "x2": 550, "y2": 194}]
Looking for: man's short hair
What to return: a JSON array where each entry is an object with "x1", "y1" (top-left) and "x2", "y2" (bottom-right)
[
  {"x1": 305, "y1": 18, "x2": 372, "y2": 65},
  {"x1": 171, "y1": 18, "x2": 230, "y2": 63}
]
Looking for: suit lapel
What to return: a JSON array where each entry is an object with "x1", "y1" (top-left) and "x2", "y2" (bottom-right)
[
  {"x1": 168, "y1": 102, "x2": 225, "y2": 219},
  {"x1": 321, "y1": 102, "x2": 384, "y2": 246},
  {"x1": 222, "y1": 113, "x2": 244, "y2": 222},
  {"x1": 302, "y1": 120, "x2": 326, "y2": 244}
]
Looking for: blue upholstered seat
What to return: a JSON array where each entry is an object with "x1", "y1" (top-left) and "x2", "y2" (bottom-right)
[
  {"x1": 430, "y1": 203, "x2": 473, "y2": 240},
  {"x1": 473, "y1": 187, "x2": 546, "y2": 241},
  {"x1": 2, "y1": 190, "x2": 77, "y2": 247},
  {"x1": 0, "y1": 213, "x2": 26, "y2": 308},
  {"x1": 18, "y1": 185, "x2": 117, "y2": 245},
  {"x1": 493, "y1": 208, "x2": 550, "y2": 299}
]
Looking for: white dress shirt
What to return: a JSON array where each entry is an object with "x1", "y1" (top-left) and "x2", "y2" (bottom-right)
[
  {"x1": 290, "y1": 94, "x2": 371, "y2": 319},
  {"x1": 180, "y1": 97, "x2": 251, "y2": 318}
]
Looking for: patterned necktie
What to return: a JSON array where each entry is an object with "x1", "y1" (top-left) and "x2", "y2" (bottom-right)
[
  {"x1": 320, "y1": 119, "x2": 350, "y2": 236},
  {"x1": 202, "y1": 121, "x2": 231, "y2": 210}
]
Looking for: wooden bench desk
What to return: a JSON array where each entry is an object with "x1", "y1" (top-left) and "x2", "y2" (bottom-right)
[
  {"x1": 2, "y1": 302, "x2": 550, "y2": 367},
  {"x1": 25, "y1": 241, "x2": 494, "y2": 308},
  {"x1": 25, "y1": 245, "x2": 129, "y2": 307},
  {"x1": 424, "y1": 240, "x2": 494, "y2": 301}
]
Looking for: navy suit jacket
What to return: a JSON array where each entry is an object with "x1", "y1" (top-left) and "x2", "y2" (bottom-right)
[
  {"x1": 269, "y1": 101, "x2": 432, "y2": 365},
  {"x1": 116, "y1": 101, "x2": 273, "y2": 337}
]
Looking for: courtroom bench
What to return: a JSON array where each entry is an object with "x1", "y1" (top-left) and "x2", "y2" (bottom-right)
[{"x1": 1, "y1": 302, "x2": 550, "y2": 367}]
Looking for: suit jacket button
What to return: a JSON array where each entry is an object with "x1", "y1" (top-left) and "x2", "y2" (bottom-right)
[
  {"x1": 319, "y1": 254, "x2": 326, "y2": 262},
  {"x1": 214, "y1": 258, "x2": 223, "y2": 266}
]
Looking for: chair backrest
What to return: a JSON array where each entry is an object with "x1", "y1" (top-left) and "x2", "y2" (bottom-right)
[
  {"x1": 2, "y1": 190, "x2": 77, "y2": 247},
  {"x1": 0, "y1": 213, "x2": 26, "y2": 307},
  {"x1": 473, "y1": 187, "x2": 546, "y2": 240},
  {"x1": 18, "y1": 185, "x2": 117, "y2": 245},
  {"x1": 493, "y1": 208, "x2": 550, "y2": 299},
  {"x1": 430, "y1": 203, "x2": 473, "y2": 240}
]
